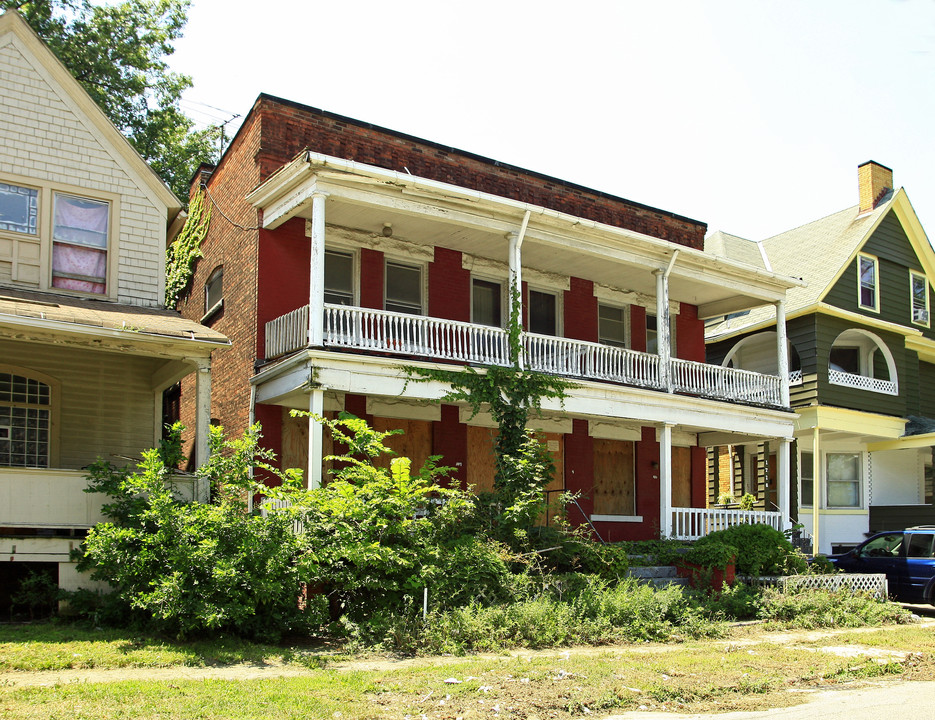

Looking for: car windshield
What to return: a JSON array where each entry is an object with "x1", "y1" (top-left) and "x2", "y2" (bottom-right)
[{"x1": 859, "y1": 533, "x2": 903, "y2": 558}]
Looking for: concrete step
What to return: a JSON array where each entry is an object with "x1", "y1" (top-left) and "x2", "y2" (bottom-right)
[{"x1": 626, "y1": 565, "x2": 690, "y2": 588}]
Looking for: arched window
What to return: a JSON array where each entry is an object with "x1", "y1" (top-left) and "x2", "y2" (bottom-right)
[
  {"x1": 828, "y1": 329, "x2": 897, "y2": 395},
  {"x1": 0, "y1": 370, "x2": 52, "y2": 467}
]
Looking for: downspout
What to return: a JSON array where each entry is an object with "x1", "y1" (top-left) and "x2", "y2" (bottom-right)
[{"x1": 509, "y1": 210, "x2": 531, "y2": 367}]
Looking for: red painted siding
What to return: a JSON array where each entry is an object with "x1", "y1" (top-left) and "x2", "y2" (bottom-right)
[
  {"x1": 359, "y1": 248, "x2": 384, "y2": 309},
  {"x1": 676, "y1": 303, "x2": 705, "y2": 361},
  {"x1": 433, "y1": 404, "x2": 467, "y2": 488},
  {"x1": 429, "y1": 248, "x2": 470, "y2": 321},
  {"x1": 564, "y1": 278, "x2": 598, "y2": 342}
]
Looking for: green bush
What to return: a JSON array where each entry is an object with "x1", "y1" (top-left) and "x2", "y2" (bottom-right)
[
  {"x1": 75, "y1": 425, "x2": 318, "y2": 640},
  {"x1": 757, "y1": 587, "x2": 912, "y2": 628},
  {"x1": 680, "y1": 541, "x2": 737, "y2": 571},
  {"x1": 621, "y1": 538, "x2": 690, "y2": 566},
  {"x1": 694, "y1": 524, "x2": 807, "y2": 576}
]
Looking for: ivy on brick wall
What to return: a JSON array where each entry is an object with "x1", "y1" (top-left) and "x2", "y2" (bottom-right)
[{"x1": 165, "y1": 190, "x2": 211, "y2": 308}]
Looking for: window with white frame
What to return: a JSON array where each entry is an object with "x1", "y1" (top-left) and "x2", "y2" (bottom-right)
[
  {"x1": 385, "y1": 260, "x2": 422, "y2": 315},
  {"x1": 911, "y1": 270, "x2": 930, "y2": 327},
  {"x1": 826, "y1": 452, "x2": 861, "y2": 508},
  {"x1": 51, "y1": 193, "x2": 110, "y2": 295},
  {"x1": 598, "y1": 303, "x2": 628, "y2": 347},
  {"x1": 0, "y1": 371, "x2": 51, "y2": 468},
  {"x1": 800, "y1": 451, "x2": 814, "y2": 507},
  {"x1": 528, "y1": 289, "x2": 558, "y2": 336},
  {"x1": 472, "y1": 278, "x2": 502, "y2": 327},
  {"x1": 858, "y1": 253, "x2": 879, "y2": 311},
  {"x1": 324, "y1": 250, "x2": 354, "y2": 305},
  {"x1": 0, "y1": 182, "x2": 38, "y2": 235}
]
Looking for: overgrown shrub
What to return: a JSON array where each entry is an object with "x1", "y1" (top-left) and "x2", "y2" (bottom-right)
[
  {"x1": 694, "y1": 524, "x2": 807, "y2": 576},
  {"x1": 75, "y1": 425, "x2": 318, "y2": 640},
  {"x1": 757, "y1": 587, "x2": 912, "y2": 628}
]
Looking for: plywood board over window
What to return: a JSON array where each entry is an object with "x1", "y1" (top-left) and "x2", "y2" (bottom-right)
[
  {"x1": 466, "y1": 426, "x2": 565, "y2": 504},
  {"x1": 281, "y1": 409, "x2": 336, "y2": 483},
  {"x1": 593, "y1": 439, "x2": 635, "y2": 515},
  {"x1": 672, "y1": 446, "x2": 692, "y2": 508},
  {"x1": 373, "y1": 417, "x2": 433, "y2": 475}
]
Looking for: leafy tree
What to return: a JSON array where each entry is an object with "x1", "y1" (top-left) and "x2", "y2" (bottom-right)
[{"x1": 4, "y1": 0, "x2": 218, "y2": 200}]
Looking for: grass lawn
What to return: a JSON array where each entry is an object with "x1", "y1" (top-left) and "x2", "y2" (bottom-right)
[{"x1": 1, "y1": 621, "x2": 934, "y2": 719}]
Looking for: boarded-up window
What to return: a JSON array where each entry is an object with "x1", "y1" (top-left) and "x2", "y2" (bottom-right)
[
  {"x1": 672, "y1": 446, "x2": 692, "y2": 508},
  {"x1": 593, "y1": 439, "x2": 635, "y2": 515},
  {"x1": 372, "y1": 417, "x2": 433, "y2": 475}
]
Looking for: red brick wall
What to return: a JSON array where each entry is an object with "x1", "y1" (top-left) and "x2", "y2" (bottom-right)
[
  {"x1": 176, "y1": 113, "x2": 263, "y2": 459},
  {"x1": 564, "y1": 278, "x2": 598, "y2": 342},
  {"x1": 429, "y1": 248, "x2": 470, "y2": 321},
  {"x1": 246, "y1": 95, "x2": 706, "y2": 249}
]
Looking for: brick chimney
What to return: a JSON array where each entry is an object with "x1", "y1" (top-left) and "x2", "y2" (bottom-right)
[{"x1": 858, "y1": 161, "x2": 893, "y2": 213}]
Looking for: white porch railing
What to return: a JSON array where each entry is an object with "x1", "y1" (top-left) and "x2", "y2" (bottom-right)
[
  {"x1": 670, "y1": 507, "x2": 782, "y2": 541},
  {"x1": 324, "y1": 305, "x2": 511, "y2": 365},
  {"x1": 524, "y1": 333, "x2": 660, "y2": 388},
  {"x1": 828, "y1": 369, "x2": 898, "y2": 395},
  {"x1": 265, "y1": 305, "x2": 309, "y2": 360},
  {"x1": 264, "y1": 305, "x2": 785, "y2": 406},
  {"x1": 0, "y1": 468, "x2": 205, "y2": 529},
  {"x1": 260, "y1": 497, "x2": 304, "y2": 534},
  {"x1": 672, "y1": 358, "x2": 782, "y2": 406}
]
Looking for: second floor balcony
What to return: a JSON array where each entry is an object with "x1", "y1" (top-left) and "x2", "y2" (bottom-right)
[{"x1": 265, "y1": 303, "x2": 785, "y2": 407}]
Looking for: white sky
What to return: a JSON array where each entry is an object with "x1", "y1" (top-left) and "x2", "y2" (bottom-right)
[{"x1": 169, "y1": 0, "x2": 935, "y2": 244}]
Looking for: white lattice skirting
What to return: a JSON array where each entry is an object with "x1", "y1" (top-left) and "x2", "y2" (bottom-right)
[{"x1": 742, "y1": 573, "x2": 889, "y2": 599}]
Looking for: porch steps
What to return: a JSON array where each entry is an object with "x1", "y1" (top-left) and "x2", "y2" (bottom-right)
[{"x1": 626, "y1": 565, "x2": 689, "y2": 589}]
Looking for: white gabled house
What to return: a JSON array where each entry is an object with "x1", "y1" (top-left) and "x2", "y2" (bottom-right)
[{"x1": 0, "y1": 11, "x2": 228, "y2": 596}]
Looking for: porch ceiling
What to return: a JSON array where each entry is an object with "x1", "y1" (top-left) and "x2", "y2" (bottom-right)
[
  {"x1": 307, "y1": 192, "x2": 787, "y2": 315},
  {"x1": 252, "y1": 153, "x2": 802, "y2": 317}
]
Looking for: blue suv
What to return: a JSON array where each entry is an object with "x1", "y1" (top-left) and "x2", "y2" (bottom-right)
[{"x1": 828, "y1": 526, "x2": 935, "y2": 605}]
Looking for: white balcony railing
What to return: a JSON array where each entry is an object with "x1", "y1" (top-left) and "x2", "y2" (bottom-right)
[
  {"x1": 828, "y1": 369, "x2": 898, "y2": 395},
  {"x1": 670, "y1": 507, "x2": 782, "y2": 541},
  {"x1": 524, "y1": 333, "x2": 660, "y2": 389},
  {"x1": 265, "y1": 305, "x2": 785, "y2": 406},
  {"x1": 324, "y1": 305, "x2": 511, "y2": 366},
  {"x1": 672, "y1": 358, "x2": 782, "y2": 406}
]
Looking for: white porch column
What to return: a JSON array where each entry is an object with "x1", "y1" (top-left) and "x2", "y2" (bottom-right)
[
  {"x1": 659, "y1": 422, "x2": 674, "y2": 537},
  {"x1": 778, "y1": 437, "x2": 792, "y2": 529},
  {"x1": 193, "y1": 357, "x2": 212, "y2": 472},
  {"x1": 654, "y1": 269, "x2": 672, "y2": 392},
  {"x1": 308, "y1": 191, "x2": 328, "y2": 348},
  {"x1": 307, "y1": 388, "x2": 324, "y2": 489},
  {"x1": 811, "y1": 427, "x2": 821, "y2": 555},
  {"x1": 776, "y1": 300, "x2": 790, "y2": 407}
]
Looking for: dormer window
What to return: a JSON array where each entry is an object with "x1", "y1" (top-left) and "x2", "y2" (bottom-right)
[
  {"x1": 858, "y1": 253, "x2": 879, "y2": 311},
  {"x1": 911, "y1": 270, "x2": 930, "y2": 327}
]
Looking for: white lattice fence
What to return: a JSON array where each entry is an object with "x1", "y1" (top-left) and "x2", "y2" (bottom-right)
[{"x1": 742, "y1": 573, "x2": 888, "y2": 599}]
